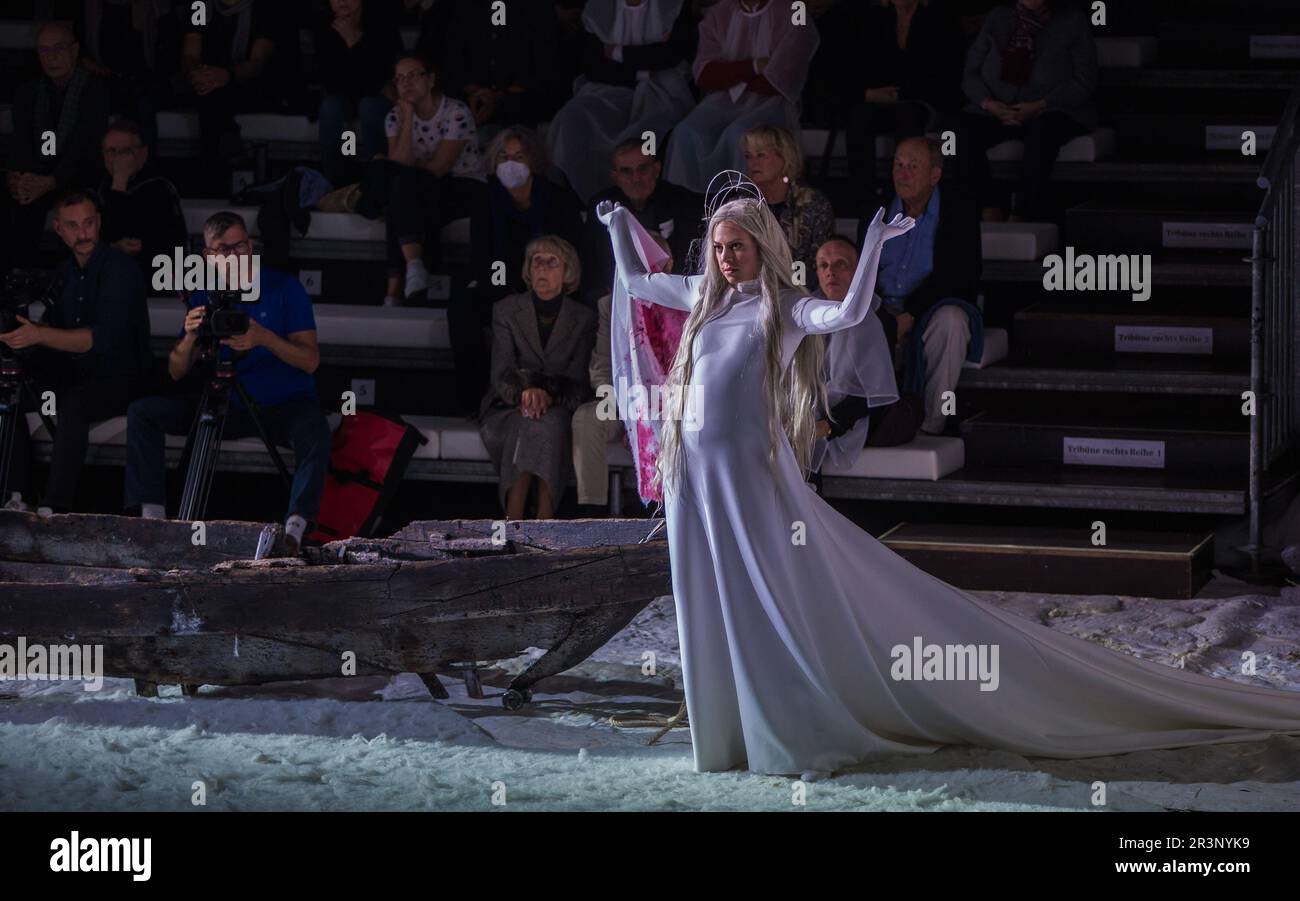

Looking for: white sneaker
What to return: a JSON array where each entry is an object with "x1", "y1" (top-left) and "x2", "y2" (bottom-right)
[
  {"x1": 283, "y1": 514, "x2": 308, "y2": 555},
  {"x1": 36, "y1": 506, "x2": 54, "y2": 518},
  {"x1": 141, "y1": 503, "x2": 167, "y2": 520},
  {"x1": 382, "y1": 295, "x2": 402, "y2": 308},
  {"x1": 403, "y1": 260, "x2": 429, "y2": 301},
  {"x1": 3, "y1": 492, "x2": 28, "y2": 512}
]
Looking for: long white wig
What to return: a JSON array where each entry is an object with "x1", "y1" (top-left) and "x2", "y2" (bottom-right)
[{"x1": 653, "y1": 198, "x2": 828, "y2": 498}]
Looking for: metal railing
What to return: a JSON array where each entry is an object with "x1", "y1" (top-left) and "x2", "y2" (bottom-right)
[{"x1": 1249, "y1": 86, "x2": 1300, "y2": 571}]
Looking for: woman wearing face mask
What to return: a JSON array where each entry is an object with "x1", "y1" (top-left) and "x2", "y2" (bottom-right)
[
  {"x1": 380, "y1": 52, "x2": 487, "y2": 306},
  {"x1": 478, "y1": 235, "x2": 597, "y2": 519},
  {"x1": 476, "y1": 126, "x2": 587, "y2": 305}
]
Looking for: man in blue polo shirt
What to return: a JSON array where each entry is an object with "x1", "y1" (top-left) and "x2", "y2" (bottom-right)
[
  {"x1": 125, "y1": 211, "x2": 332, "y2": 553},
  {"x1": 1, "y1": 189, "x2": 151, "y2": 513}
]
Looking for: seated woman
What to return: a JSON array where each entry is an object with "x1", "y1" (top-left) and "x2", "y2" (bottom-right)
[
  {"x1": 546, "y1": 0, "x2": 696, "y2": 204},
  {"x1": 314, "y1": 0, "x2": 401, "y2": 186},
  {"x1": 956, "y1": 0, "x2": 1098, "y2": 220},
  {"x1": 479, "y1": 236, "x2": 597, "y2": 519},
  {"x1": 476, "y1": 126, "x2": 587, "y2": 304},
  {"x1": 379, "y1": 52, "x2": 487, "y2": 306},
  {"x1": 742, "y1": 125, "x2": 834, "y2": 282}
]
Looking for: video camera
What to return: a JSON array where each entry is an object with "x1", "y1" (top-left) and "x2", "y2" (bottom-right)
[
  {"x1": 1, "y1": 268, "x2": 54, "y2": 360},
  {"x1": 196, "y1": 290, "x2": 251, "y2": 345}
]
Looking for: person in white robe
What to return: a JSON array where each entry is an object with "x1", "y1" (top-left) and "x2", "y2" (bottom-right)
[
  {"x1": 547, "y1": 0, "x2": 696, "y2": 205},
  {"x1": 663, "y1": 0, "x2": 820, "y2": 194}
]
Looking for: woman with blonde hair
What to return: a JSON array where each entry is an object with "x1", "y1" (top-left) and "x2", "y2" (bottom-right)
[
  {"x1": 596, "y1": 181, "x2": 1300, "y2": 780},
  {"x1": 741, "y1": 124, "x2": 834, "y2": 281},
  {"x1": 478, "y1": 235, "x2": 596, "y2": 519}
]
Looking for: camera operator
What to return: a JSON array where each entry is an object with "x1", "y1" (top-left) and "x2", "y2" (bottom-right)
[
  {"x1": 125, "y1": 212, "x2": 332, "y2": 554},
  {"x1": 1, "y1": 189, "x2": 151, "y2": 514}
]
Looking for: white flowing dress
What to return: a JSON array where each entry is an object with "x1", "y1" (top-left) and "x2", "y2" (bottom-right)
[{"x1": 604, "y1": 205, "x2": 1300, "y2": 776}]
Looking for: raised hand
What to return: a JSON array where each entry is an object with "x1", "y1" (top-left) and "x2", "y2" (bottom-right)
[
  {"x1": 596, "y1": 200, "x2": 622, "y2": 228},
  {"x1": 862, "y1": 207, "x2": 915, "y2": 249}
]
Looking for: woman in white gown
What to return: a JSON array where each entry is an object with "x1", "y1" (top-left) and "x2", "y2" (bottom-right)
[{"x1": 595, "y1": 193, "x2": 1300, "y2": 779}]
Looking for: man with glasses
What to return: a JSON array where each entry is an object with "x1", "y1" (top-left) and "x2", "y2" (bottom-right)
[
  {"x1": 582, "y1": 139, "x2": 701, "y2": 304},
  {"x1": 97, "y1": 119, "x2": 187, "y2": 281},
  {"x1": 0, "y1": 190, "x2": 151, "y2": 514},
  {"x1": 125, "y1": 212, "x2": 332, "y2": 554},
  {"x1": 3, "y1": 21, "x2": 109, "y2": 273}
]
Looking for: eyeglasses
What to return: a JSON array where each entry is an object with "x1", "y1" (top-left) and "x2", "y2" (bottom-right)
[
  {"x1": 104, "y1": 145, "x2": 142, "y2": 157},
  {"x1": 530, "y1": 255, "x2": 563, "y2": 271},
  {"x1": 393, "y1": 71, "x2": 428, "y2": 85},
  {"x1": 204, "y1": 239, "x2": 251, "y2": 255},
  {"x1": 37, "y1": 42, "x2": 73, "y2": 57}
]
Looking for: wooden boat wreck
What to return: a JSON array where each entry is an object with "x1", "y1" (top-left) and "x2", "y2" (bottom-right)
[{"x1": 0, "y1": 511, "x2": 671, "y2": 708}]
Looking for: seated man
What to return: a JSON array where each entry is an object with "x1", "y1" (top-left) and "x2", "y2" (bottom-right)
[
  {"x1": 571, "y1": 232, "x2": 675, "y2": 514},
  {"x1": 584, "y1": 140, "x2": 701, "y2": 303},
  {"x1": 1, "y1": 190, "x2": 152, "y2": 514},
  {"x1": 125, "y1": 212, "x2": 332, "y2": 554},
  {"x1": 810, "y1": 236, "x2": 919, "y2": 474},
  {"x1": 857, "y1": 135, "x2": 983, "y2": 436},
  {"x1": 96, "y1": 119, "x2": 188, "y2": 282},
  {"x1": 2, "y1": 21, "x2": 110, "y2": 274}
]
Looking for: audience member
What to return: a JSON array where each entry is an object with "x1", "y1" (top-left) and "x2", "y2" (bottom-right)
[
  {"x1": 957, "y1": 0, "x2": 1098, "y2": 220},
  {"x1": 547, "y1": 0, "x2": 696, "y2": 204},
  {"x1": 479, "y1": 236, "x2": 597, "y2": 519},
  {"x1": 96, "y1": 119, "x2": 187, "y2": 281},
  {"x1": 125, "y1": 211, "x2": 332, "y2": 554},
  {"x1": 314, "y1": 0, "x2": 400, "y2": 186},
  {"x1": 663, "y1": 0, "x2": 820, "y2": 194},
  {"x1": 742, "y1": 124, "x2": 834, "y2": 282},
  {"x1": 1, "y1": 190, "x2": 152, "y2": 514}
]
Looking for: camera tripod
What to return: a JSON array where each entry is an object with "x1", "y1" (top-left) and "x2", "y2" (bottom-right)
[
  {"x1": 0, "y1": 352, "x2": 58, "y2": 505},
  {"x1": 177, "y1": 353, "x2": 293, "y2": 521}
]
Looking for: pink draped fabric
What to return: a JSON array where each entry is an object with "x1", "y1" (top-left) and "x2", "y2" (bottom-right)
[{"x1": 610, "y1": 215, "x2": 688, "y2": 505}]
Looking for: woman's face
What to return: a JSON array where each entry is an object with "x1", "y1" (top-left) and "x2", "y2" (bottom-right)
[
  {"x1": 743, "y1": 143, "x2": 784, "y2": 186},
  {"x1": 393, "y1": 58, "x2": 431, "y2": 103},
  {"x1": 497, "y1": 138, "x2": 532, "y2": 172},
  {"x1": 529, "y1": 251, "x2": 565, "y2": 300},
  {"x1": 712, "y1": 220, "x2": 761, "y2": 286},
  {"x1": 331, "y1": 0, "x2": 362, "y2": 19}
]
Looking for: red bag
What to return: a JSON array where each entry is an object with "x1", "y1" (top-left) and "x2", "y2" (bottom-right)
[{"x1": 308, "y1": 411, "x2": 427, "y2": 542}]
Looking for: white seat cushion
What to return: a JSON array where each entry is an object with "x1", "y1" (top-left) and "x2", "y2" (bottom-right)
[
  {"x1": 981, "y1": 222, "x2": 1058, "y2": 261},
  {"x1": 234, "y1": 113, "x2": 317, "y2": 143},
  {"x1": 0, "y1": 20, "x2": 39, "y2": 50},
  {"x1": 963, "y1": 327, "x2": 1009, "y2": 369},
  {"x1": 1096, "y1": 36, "x2": 1157, "y2": 68},
  {"x1": 302, "y1": 211, "x2": 385, "y2": 243},
  {"x1": 420, "y1": 416, "x2": 489, "y2": 461},
  {"x1": 157, "y1": 110, "x2": 201, "y2": 141},
  {"x1": 183, "y1": 201, "x2": 261, "y2": 237},
  {"x1": 824, "y1": 435, "x2": 965, "y2": 481},
  {"x1": 987, "y1": 128, "x2": 1116, "y2": 163}
]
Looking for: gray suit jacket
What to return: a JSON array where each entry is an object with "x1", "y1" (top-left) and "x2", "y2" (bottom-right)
[
  {"x1": 478, "y1": 291, "x2": 598, "y2": 421},
  {"x1": 961, "y1": 5, "x2": 1098, "y2": 130}
]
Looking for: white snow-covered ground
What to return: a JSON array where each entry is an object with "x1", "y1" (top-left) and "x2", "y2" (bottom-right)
[{"x1": 3, "y1": 583, "x2": 1300, "y2": 812}]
